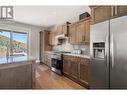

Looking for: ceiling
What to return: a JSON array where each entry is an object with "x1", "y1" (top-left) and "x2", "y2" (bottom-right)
[{"x1": 14, "y1": 6, "x2": 90, "y2": 27}]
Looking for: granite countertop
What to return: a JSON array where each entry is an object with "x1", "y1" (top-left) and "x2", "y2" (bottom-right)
[
  {"x1": 44, "y1": 51, "x2": 90, "y2": 59},
  {"x1": 0, "y1": 55, "x2": 36, "y2": 65},
  {"x1": 63, "y1": 53, "x2": 90, "y2": 59}
]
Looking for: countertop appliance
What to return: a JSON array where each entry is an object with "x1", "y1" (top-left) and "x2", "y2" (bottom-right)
[{"x1": 90, "y1": 15, "x2": 127, "y2": 89}]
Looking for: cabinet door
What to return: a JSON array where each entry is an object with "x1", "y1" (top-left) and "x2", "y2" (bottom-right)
[
  {"x1": 44, "y1": 32, "x2": 52, "y2": 51},
  {"x1": 79, "y1": 58, "x2": 89, "y2": 84},
  {"x1": 43, "y1": 53, "x2": 46, "y2": 64},
  {"x1": 49, "y1": 32, "x2": 52, "y2": 45},
  {"x1": 63, "y1": 56, "x2": 70, "y2": 75},
  {"x1": 117, "y1": 6, "x2": 127, "y2": 17},
  {"x1": 49, "y1": 31, "x2": 55, "y2": 46},
  {"x1": 42, "y1": 52, "x2": 45, "y2": 63},
  {"x1": 76, "y1": 22, "x2": 85, "y2": 43},
  {"x1": 62, "y1": 25, "x2": 67, "y2": 35},
  {"x1": 69, "y1": 24, "x2": 76, "y2": 44},
  {"x1": 57, "y1": 26, "x2": 63, "y2": 35},
  {"x1": 70, "y1": 57, "x2": 78, "y2": 79},
  {"x1": 91, "y1": 6, "x2": 111, "y2": 24},
  {"x1": 85, "y1": 20, "x2": 90, "y2": 42},
  {"x1": 0, "y1": 64, "x2": 32, "y2": 89}
]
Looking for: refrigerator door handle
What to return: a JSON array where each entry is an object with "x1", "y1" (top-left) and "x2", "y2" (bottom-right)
[
  {"x1": 105, "y1": 30, "x2": 109, "y2": 67},
  {"x1": 111, "y1": 32, "x2": 114, "y2": 68}
]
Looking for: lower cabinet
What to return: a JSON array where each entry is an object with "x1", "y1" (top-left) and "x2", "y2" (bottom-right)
[
  {"x1": 0, "y1": 63, "x2": 35, "y2": 89},
  {"x1": 63, "y1": 55, "x2": 90, "y2": 88},
  {"x1": 42, "y1": 52, "x2": 51, "y2": 67},
  {"x1": 63, "y1": 56, "x2": 70, "y2": 75},
  {"x1": 79, "y1": 58, "x2": 89, "y2": 85},
  {"x1": 70, "y1": 57, "x2": 78, "y2": 79}
]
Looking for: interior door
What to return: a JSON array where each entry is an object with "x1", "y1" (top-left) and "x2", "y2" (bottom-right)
[
  {"x1": 110, "y1": 15, "x2": 127, "y2": 89},
  {"x1": 90, "y1": 21, "x2": 109, "y2": 89}
]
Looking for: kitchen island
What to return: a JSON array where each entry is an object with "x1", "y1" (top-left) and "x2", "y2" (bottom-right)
[{"x1": 0, "y1": 56, "x2": 36, "y2": 89}]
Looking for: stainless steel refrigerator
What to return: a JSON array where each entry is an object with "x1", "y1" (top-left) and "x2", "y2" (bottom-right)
[{"x1": 90, "y1": 15, "x2": 127, "y2": 89}]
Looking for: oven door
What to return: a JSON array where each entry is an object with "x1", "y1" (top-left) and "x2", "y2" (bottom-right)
[{"x1": 51, "y1": 58, "x2": 62, "y2": 70}]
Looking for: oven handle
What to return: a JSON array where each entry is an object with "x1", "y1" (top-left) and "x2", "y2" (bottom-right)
[{"x1": 51, "y1": 58, "x2": 61, "y2": 60}]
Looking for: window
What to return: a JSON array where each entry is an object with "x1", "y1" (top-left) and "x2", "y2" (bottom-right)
[
  {"x1": 0, "y1": 29, "x2": 28, "y2": 57},
  {"x1": 12, "y1": 32, "x2": 28, "y2": 56},
  {"x1": 0, "y1": 31, "x2": 11, "y2": 57}
]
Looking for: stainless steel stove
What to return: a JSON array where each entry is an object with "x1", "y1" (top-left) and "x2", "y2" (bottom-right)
[
  {"x1": 51, "y1": 51, "x2": 71, "y2": 75},
  {"x1": 51, "y1": 52, "x2": 63, "y2": 75}
]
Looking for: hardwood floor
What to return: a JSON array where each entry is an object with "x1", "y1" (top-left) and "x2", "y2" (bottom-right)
[{"x1": 35, "y1": 64, "x2": 85, "y2": 89}]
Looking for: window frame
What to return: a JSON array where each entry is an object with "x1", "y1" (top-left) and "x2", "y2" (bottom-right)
[{"x1": 0, "y1": 29, "x2": 29, "y2": 57}]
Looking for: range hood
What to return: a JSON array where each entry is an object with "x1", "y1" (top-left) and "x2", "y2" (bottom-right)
[{"x1": 55, "y1": 34, "x2": 67, "y2": 40}]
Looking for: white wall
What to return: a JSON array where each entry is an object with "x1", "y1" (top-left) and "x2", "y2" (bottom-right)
[{"x1": 0, "y1": 21, "x2": 43, "y2": 60}]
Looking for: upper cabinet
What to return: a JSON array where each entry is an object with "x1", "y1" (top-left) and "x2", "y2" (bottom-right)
[
  {"x1": 69, "y1": 17, "x2": 90, "y2": 44},
  {"x1": 69, "y1": 24, "x2": 76, "y2": 44},
  {"x1": 49, "y1": 22, "x2": 70, "y2": 45},
  {"x1": 49, "y1": 31, "x2": 57, "y2": 46},
  {"x1": 85, "y1": 20, "x2": 90, "y2": 42},
  {"x1": 90, "y1": 6, "x2": 112, "y2": 24},
  {"x1": 62, "y1": 24, "x2": 69, "y2": 35},
  {"x1": 56, "y1": 22, "x2": 71, "y2": 36},
  {"x1": 56, "y1": 26, "x2": 63, "y2": 35},
  {"x1": 76, "y1": 21, "x2": 85, "y2": 43},
  {"x1": 113, "y1": 6, "x2": 127, "y2": 17},
  {"x1": 90, "y1": 6, "x2": 127, "y2": 24}
]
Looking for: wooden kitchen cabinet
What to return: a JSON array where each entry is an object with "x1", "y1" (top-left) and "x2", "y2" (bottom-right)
[
  {"x1": 85, "y1": 20, "x2": 90, "y2": 42},
  {"x1": 40, "y1": 30, "x2": 52, "y2": 64},
  {"x1": 42, "y1": 52, "x2": 52, "y2": 67},
  {"x1": 57, "y1": 26, "x2": 63, "y2": 35},
  {"x1": 114, "y1": 6, "x2": 127, "y2": 17},
  {"x1": 49, "y1": 31, "x2": 55, "y2": 46},
  {"x1": 69, "y1": 24, "x2": 76, "y2": 44},
  {"x1": 0, "y1": 63, "x2": 34, "y2": 89},
  {"x1": 69, "y1": 18, "x2": 90, "y2": 44},
  {"x1": 62, "y1": 25, "x2": 67, "y2": 35},
  {"x1": 44, "y1": 52, "x2": 51, "y2": 67},
  {"x1": 49, "y1": 32, "x2": 53, "y2": 45},
  {"x1": 90, "y1": 6, "x2": 112, "y2": 24},
  {"x1": 90, "y1": 6, "x2": 127, "y2": 24},
  {"x1": 56, "y1": 22, "x2": 71, "y2": 36},
  {"x1": 63, "y1": 55, "x2": 90, "y2": 88},
  {"x1": 63, "y1": 55, "x2": 71, "y2": 75},
  {"x1": 62, "y1": 22, "x2": 71, "y2": 35},
  {"x1": 76, "y1": 21, "x2": 85, "y2": 43},
  {"x1": 70, "y1": 57, "x2": 78, "y2": 79},
  {"x1": 79, "y1": 58, "x2": 89, "y2": 85}
]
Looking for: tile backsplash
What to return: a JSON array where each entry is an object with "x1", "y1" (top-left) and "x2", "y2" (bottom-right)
[{"x1": 53, "y1": 37, "x2": 90, "y2": 55}]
